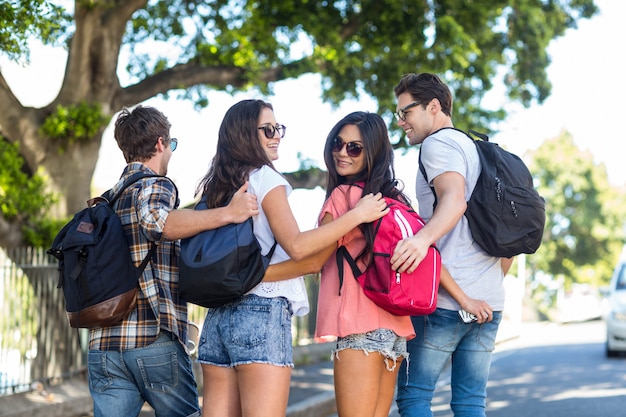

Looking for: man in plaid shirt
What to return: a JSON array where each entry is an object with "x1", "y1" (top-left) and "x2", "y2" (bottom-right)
[{"x1": 87, "y1": 105, "x2": 259, "y2": 417}]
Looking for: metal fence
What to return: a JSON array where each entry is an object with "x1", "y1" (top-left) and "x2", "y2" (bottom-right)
[
  {"x1": 0, "y1": 247, "x2": 84, "y2": 396},
  {"x1": 0, "y1": 247, "x2": 319, "y2": 397}
]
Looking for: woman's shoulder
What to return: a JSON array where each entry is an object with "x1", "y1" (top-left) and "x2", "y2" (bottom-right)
[
  {"x1": 322, "y1": 184, "x2": 363, "y2": 215},
  {"x1": 249, "y1": 165, "x2": 291, "y2": 198},
  {"x1": 329, "y1": 183, "x2": 363, "y2": 202},
  {"x1": 252, "y1": 165, "x2": 288, "y2": 182}
]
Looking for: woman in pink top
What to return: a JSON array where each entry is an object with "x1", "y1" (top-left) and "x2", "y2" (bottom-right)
[{"x1": 316, "y1": 111, "x2": 415, "y2": 417}]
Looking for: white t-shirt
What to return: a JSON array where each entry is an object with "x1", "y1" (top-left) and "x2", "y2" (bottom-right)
[
  {"x1": 246, "y1": 165, "x2": 310, "y2": 316},
  {"x1": 417, "y1": 128, "x2": 505, "y2": 311}
]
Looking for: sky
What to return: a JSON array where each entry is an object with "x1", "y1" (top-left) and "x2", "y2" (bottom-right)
[{"x1": 1, "y1": 0, "x2": 624, "y2": 228}]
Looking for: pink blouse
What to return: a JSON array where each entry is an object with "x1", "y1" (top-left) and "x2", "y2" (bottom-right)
[{"x1": 314, "y1": 185, "x2": 415, "y2": 340}]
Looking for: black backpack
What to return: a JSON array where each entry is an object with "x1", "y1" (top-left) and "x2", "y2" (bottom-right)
[
  {"x1": 47, "y1": 172, "x2": 170, "y2": 328},
  {"x1": 179, "y1": 198, "x2": 277, "y2": 308},
  {"x1": 419, "y1": 128, "x2": 546, "y2": 258}
]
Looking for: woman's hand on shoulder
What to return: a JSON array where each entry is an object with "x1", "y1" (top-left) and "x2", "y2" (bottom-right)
[{"x1": 353, "y1": 192, "x2": 389, "y2": 223}]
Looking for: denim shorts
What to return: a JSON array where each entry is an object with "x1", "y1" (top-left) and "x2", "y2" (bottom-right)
[
  {"x1": 333, "y1": 328, "x2": 408, "y2": 371},
  {"x1": 197, "y1": 295, "x2": 294, "y2": 368}
]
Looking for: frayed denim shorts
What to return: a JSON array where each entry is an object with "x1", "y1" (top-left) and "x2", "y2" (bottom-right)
[
  {"x1": 197, "y1": 294, "x2": 294, "y2": 368},
  {"x1": 333, "y1": 328, "x2": 408, "y2": 372}
]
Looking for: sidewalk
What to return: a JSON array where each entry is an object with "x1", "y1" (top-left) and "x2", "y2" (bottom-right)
[
  {"x1": 0, "y1": 320, "x2": 523, "y2": 417},
  {"x1": 0, "y1": 341, "x2": 337, "y2": 417}
]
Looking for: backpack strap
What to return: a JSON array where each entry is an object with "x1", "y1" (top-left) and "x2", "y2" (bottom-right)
[
  {"x1": 244, "y1": 203, "x2": 277, "y2": 259},
  {"x1": 106, "y1": 172, "x2": 178, "y2": 206},
  {"x1": 265, "y1": 241, "x2": 278, "y2": 259},
  {"x1": 335, "y1": 246, "x2": 364, "y2": 296},
  {"x1": 418, "y1": 127, "x2": 487, "y2": 209},
  {"x1": 418, "y1": 151, "x2": 437, "y2": 208},
  {"x1": 137, "y1": 242, "x2": 158, "y2": 277},
  {"x1": 467, "y1": 129, "x2": 489, "y2": 142},
  {"x1": 106, "y1": 172, "x2": 177, "y2": 276},
  {"x1": 333, "y1": 183, "x2": 379, "y2": 295}
]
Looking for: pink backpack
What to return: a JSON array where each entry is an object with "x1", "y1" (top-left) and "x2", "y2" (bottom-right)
[{"x1": 336, "y1": 197, "x2": 441, "y2": 316}]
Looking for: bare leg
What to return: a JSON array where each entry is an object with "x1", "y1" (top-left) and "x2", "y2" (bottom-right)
[
  {"x1": 334, "y1": 349, "x2": 403, "y2": 417},
  {"x1": 238, "y1": 363, "x2": 292, "y2": 417},
  {"x1": 374, "y1": 356, "x2": 402, "y2": 417},
  {"x1": 201, "y1": 364, "x2": 241, "y2": 417}
]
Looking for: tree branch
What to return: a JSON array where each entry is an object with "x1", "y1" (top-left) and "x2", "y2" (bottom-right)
[
  {"x1": 112, "y1": 56, "x2": 317, "y2": 109},
  {"x1": 282, "y1": 167, "x2": 327, "y2": 190},
  {"x1": 112, "y1": 62, "x2": 245, "y2": 108}
]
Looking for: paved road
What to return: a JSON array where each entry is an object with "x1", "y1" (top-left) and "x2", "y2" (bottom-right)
[
  {"x1": 91, "y1": 320, "x2": 626, "y2": 417},
  {"x1": 387, "y1": 320, "x2": 626, "y2": 417}
]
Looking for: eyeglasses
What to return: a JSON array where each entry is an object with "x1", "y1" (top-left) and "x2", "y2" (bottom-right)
[
  {"x1": 394, "y1": 101, "x2": 421, "y2": 121},
  {"x1": 331, "y1": 137, "x2": 363, "y2": 157},
  {"x1": 169, "y1": 138, "x2": 178, "y2": 152},
  {"x1": 258, "y1": 124, "x2": 286, "y2": 138}
]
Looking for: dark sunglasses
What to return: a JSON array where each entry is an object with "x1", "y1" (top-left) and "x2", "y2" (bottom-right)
[
  {"x1": 331, "y1": 137, "x2": 363, "y2": 157},
  {"x1": 394, "y1": 101, "x2": 421, "y2": 121},
  {"x1": 258, "y1": 124, "x2": 286, "y2": 138},
  {"x1": 169, "y1": 138, "x2": 178, "y2": 151}
]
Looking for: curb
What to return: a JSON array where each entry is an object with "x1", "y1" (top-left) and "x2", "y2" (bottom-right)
[
  {"x1": 293, "y1": 341, "x2": 333, "y2": 365},
  {"x1": 286, "y1": 392, "x2": 336, "y2": 417}
]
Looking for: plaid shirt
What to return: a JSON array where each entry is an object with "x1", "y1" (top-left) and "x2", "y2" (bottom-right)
[{"x1": 88, "y1": 163, "x2": 189, "y2": 351}]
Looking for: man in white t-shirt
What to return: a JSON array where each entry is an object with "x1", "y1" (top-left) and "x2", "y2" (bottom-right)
[{"x1": 389, "y1": 73, "x2": 513, "y2": 417}]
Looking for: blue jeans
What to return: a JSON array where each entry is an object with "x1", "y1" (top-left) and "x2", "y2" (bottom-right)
[
  {"x1": 88, "y1": 330, "x2": 200, "y2": 417},
  {"x1": 197, "y1": 295, "x2": 294, "y2": 367},
  {"x1": 396, "y1": 308, "x2": 502, "y2": 417}
]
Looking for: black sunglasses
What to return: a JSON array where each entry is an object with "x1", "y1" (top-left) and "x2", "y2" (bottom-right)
[
  {"x1": 394, "y1": 101, "x2": 421, "y2": 121},
  {"x1": 258, "y1": 124, "x2": 286, "y2": 138},
  {"x1": 331, "y1": 137, "x2": 363, "y2": 157}
]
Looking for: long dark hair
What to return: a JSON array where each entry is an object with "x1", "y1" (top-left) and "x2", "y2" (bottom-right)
[
  {"x1": 323, "y1": 111, "x2": 411, "y2": 264},
  {"x1": 196, "y1": 99, "x2": 277, "y2": 208}
]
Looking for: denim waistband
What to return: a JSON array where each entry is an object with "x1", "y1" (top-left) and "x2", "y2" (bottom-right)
[{"x1": 157, "y1": 329, "x2": 177, "y2": 341}]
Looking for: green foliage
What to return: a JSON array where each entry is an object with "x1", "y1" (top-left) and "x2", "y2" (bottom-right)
[
  {"x1": 22, "y1": 217, "x2": 67, "y2": 248},
  {"x1": 0, "y1": 139, "x2": 51, "y2": 220},
  {"x1": 40, "y1": 102, "x2": 111, "y2": 150},
  {"x1": 0, "y1": 0, "x2": 600, "y2": 250},
  {"x1": 119, "y1": 0, "x2": 597, "y2": 142},
  {"x1": 187, "y1": 304, "x2": 208, "y2": 326},
  {"x1": 528, "y1": 131, "x2": 626, "y2": 288},
  {"x1": 0, "y1": 0, "x2": 69, "y2": 62},
  {"x1": 0, "y1": 137, "x2": 59, "y2": 247}
]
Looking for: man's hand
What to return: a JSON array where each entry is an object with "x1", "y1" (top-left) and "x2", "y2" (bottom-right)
[
  {"x1": 226, "y1": 182, "x2": 259, "y2": 223},
  {"x1": 353, "y1": 192, "x2": 389, "y2": 223},
  {"x1": 461, "y1": 299, "x2": 494, "y2": 324},
  {"x1": 391, "y1": 235, "x2": 431, "y2": 273}
]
